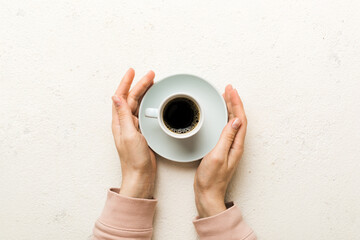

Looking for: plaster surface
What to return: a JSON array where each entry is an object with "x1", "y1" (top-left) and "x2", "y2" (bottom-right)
[{"x1": 1, "y1": 1, "x2": 359, "y2": 239}]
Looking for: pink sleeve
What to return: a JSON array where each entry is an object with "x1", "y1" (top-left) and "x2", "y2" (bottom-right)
[
  {"x1": 93, "y1": 188, "x2": 157, "y2": 240},
  {"x1": 193, "y1": 202, "x2": 256, "y2": 240}
]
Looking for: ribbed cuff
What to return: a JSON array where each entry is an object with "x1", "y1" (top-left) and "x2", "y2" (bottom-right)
[
  {"x1": 98, "y1": 188, "x2": 157, "y2": 230},
  {"x1": 193, "y1": 203, "x2": 254, "y2": 240}
]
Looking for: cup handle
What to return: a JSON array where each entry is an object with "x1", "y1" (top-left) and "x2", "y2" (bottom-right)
[{"x1": 145, "y1": 108, "x2": 159, "y2": 118}]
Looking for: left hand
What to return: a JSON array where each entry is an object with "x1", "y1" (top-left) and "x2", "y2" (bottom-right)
[{"x1": 111, "y1": 68, "x2": 156, "y2": 199}]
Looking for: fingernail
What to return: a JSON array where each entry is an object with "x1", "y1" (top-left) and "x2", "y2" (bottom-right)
[
  {"x1": 112, "y1": 95, "x2": 121, "y2": 106},
  {"x1": 231, "y1": 118, "x2": 240, "y2": 130}
]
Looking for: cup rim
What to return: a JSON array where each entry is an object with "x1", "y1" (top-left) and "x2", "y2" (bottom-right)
[{"x1": 158, "y1": 93, "x2": 203, "y2": 139}]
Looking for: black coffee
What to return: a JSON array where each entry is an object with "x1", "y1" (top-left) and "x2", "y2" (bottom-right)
[{"x1": 163, "y1": 98, "x2": 200, "y2": 134}]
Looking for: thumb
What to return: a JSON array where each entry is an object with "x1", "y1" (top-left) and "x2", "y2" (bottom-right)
[
  {"x1": 215, "y1": 118, "x2": 241, "y2": 154},
  {"x1": 112, "y1": 95, "x2": 136, "y2": 134}
]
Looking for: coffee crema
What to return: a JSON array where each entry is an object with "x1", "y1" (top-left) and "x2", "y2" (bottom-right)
[{"x1": 163, "y1": 97, "x2": 200, "y2": 134}]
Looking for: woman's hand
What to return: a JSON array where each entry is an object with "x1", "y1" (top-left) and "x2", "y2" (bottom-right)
[
  {"x1": 194, "y1": 84, "x2": 247, "y2": 218},
  {"x1": 111, "y1": 68, "x2": 156, "y2": 199}
]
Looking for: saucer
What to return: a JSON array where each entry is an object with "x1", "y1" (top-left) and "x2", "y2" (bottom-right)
[{"x1": 138, "y1": 74, "x2": 227, "y2": 162}]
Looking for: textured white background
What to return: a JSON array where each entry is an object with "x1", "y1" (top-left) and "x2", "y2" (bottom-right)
[{"x1": 1, "y1": 1, "x2": 360, "y2": 239}]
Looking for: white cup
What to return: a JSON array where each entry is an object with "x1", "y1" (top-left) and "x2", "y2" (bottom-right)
[{"x1": 145, "y1": 93, "x2": 204, "y2": 139}]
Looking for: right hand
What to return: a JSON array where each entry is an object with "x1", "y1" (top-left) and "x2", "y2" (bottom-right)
[{"x1": 194, "y1": 84, "x2": 247, "y2": 218}]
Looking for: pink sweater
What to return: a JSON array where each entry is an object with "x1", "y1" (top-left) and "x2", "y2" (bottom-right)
[{"x1": 93, "y1": 188, "x2": 256, "y2": 240}]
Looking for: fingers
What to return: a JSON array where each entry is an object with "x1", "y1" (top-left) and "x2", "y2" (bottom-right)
[
  {"x1": 228, "y1": 89, "x2": 247, "y2": 166},
  {"x1": 230, "y1": 89, "x2": 245, "y2": 120},
  {"x1": 115, "y1": 68, "x2": 135, "y2": 98},
  {"x1": 112, "y1": 103, "x2": 120, "y2": 127},
  {"x1": 129, "y1": 71, "x2": 155, "y2": 101},
  {"x1": 128, "y1": 70, "x2": 155, "y2": 114},
  {"x1": 215, "y1": 87, "x2": 248, "y2": 168},
  {"x1": 225, "y1": 84, "x2": 234, "y2": 120},
  {"x1": 233, "y1": 90, "x2": 247, "y2": 138},
  {"x1": 230, "y1": 89, "x2": 247, "y2": 147},
  {"x1": 112, "y1": 95, "x2": 137, "y2": 134},
  {"x1": 213, "y1": 117, "x2": 241, "y2": 158}
]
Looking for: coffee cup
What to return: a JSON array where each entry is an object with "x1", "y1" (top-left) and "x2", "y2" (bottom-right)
[{"x1": 144, "y1": 93, "x2": 203, "y2": 139}]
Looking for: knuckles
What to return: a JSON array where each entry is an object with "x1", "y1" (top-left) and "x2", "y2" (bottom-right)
[
  {"x1": 122, "y1": 133, "x2": 137, "y2": 144},
  {"x1": 208, "y1": 153, "x2": 226, "y2": 165},
  {"x1": 225, "y1": 131, "x2": 236, "y2": 143}
]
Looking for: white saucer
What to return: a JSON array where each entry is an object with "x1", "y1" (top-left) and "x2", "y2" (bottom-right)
[{"x1": 139, "y1": 74, "x2": 227, "y2": 162}]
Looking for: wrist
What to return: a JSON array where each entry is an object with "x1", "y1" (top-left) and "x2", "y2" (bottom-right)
[
  {"x1": 195, "y1": 194, "x2": 226, "y2": 218},
  {"x1": 120, "y1": 172, "x2": 155, "y2": 199}
]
